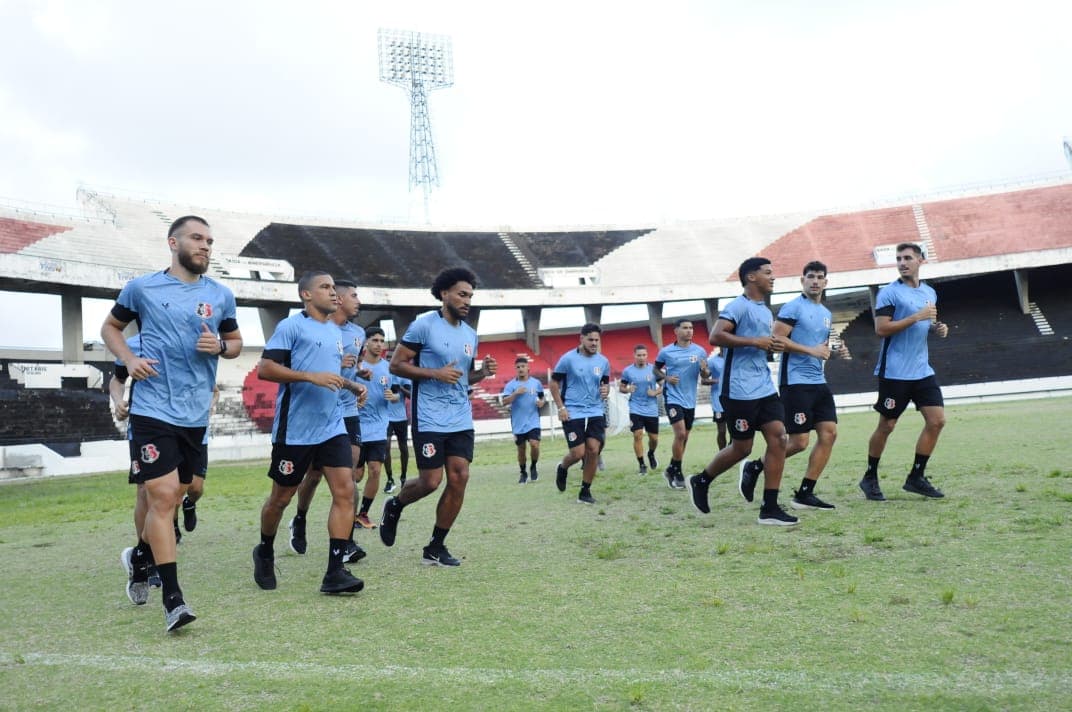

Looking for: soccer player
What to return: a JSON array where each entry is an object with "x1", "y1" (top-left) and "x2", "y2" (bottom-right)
[
  {"x1": 287, "y1": 279, "x2": 366, "y2": 559},
  {"x1": 550, "y1": 323, "x2": 611, "y2": 504},
  {"x1": 352, "y1": 327, "x2": 394, "y2": 529},
  {"x1": 501, "y1": 356, "x2": 546, "y2": 483},
  {"x1": 379, "y1": 267, "x2": 498, "y2": 567},
  {"x1": 101, "y1": 215, "x2": 242, "y2": 632},
  {"x1": 654, "y1": 319, "x2": 711, "y2": 489},
  {"x1": 771, "y1": 261, "x2": 838, "y2": 510},
  {"x1": 253, "y1": 271, "x2": 366, "y2": 594},
  {"x1": 686, "y1": 257, "x2": 798, "y2": 526},
  {"x1": 383, "y1": 370, "x2": 412, "y2": 494},
  {"x1": 619, "y1": 344, "x2": 662, "y2": 475},
  {"x1": 860, "y1": 243, "x2": 949, "y2": 501},
  {"x1": 702, "y1": 347, "x2": 728, "y2": 450}
]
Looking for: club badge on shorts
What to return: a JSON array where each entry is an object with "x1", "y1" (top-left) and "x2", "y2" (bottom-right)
[
  {"x1": 734, "y1": 418, "x2": 749, "y2": 432},
  {"x1": 140, "y1": 443, "x2": 160, "y2": 463},
  {"x1": 278, "y1": 460, "x2": 295, "y2": 476},
  {"x1": 422, "y1": 443, "x2": 437, "y2": 458},
  {"x1": 794, "y1": 412, "x2": 807, "y2": 425}
]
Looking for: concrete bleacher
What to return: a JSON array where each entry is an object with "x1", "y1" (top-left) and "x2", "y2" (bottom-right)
[{"x1": 508, "y1": 229, "x2": 652, "y2": 268}]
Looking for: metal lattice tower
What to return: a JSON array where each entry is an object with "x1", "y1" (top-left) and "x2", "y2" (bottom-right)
[{"x1": 378, "y1": 29, "x2": 454, "y2": 221}]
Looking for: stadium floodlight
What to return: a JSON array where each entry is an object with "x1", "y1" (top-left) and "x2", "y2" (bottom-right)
[{"x1": 378, "y1": 28, "x2": 454, "y2": 221}]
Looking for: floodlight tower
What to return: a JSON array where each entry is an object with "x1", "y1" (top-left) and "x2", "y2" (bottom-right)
[{"x1": 378, "y1": 28, "x2": 454, "y2": 221}]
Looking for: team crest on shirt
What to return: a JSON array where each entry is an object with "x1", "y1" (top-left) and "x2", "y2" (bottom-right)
[
  {"x1": 794, "y1": 412, "x2": 807, "y2": 425},
  {"x1": 422, "y1": 443, "x2": 437, "y2": 458},
  {"x1": 195, "y1": 302, "x2": 213, "y2": 318},
  {"x1": 884, "y1": 397, "x2": 896, "y2": 410},
  {"x1": 593, "y1": 367, "x2": 603, "y2": 376},
  {"x1": 823, "y1": 317, "x2": 832, "y2": 328},
  {"x1": 278, "y1": 460, "x2": 295, "y2": 475},
  {"x1": 734, "y1": 418, "x2": 749, "y2": 432},
  {"x1": 336, "y1": 341, "x2": 344, "y2": 355},
  {"x1": 567, "y1": 431, "x2": 578, "y2": 442},
  {"x1": 379, "y1": 375, "x2": 389, "y2": 385},
  {"x1": 689, "y1": 355, "x2": 698, "y2": 363},
  {"x1": 464, "y1": 343, "x2": 473, "y2": 356},
  {"x1": 140, "y1": 443, "x2": 160, "y2": 464}
]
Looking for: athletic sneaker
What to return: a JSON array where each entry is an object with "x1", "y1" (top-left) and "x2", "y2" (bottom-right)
[
  {"x1": 164, "y1": 602, "x2": 196, "y2": 633},
  {"x1": 379, "y1": 497, "x2": 403, "y2": 547},
  {"x1": 859, "y1": 475, "x2": 886, "y2": 501},
  {"x1": 518, "y1": 472, "x2": 528, "y2": 484},
  {"x1": 421, "y1": 545, "x2": 461, "y2": 567},
  {"x1": 638, "y1": 462, "x2": 648, "y2": 475},
  {"x1": 354, "y1": 512, "x2": 376, "y2": 530},
  {"x1": 790, "y1": 490, "x2": 836, "y2": 510},
  {"x1": 577, "y1": 490, "x2": 596, "y2": 505},
  {"x1": 342, "y1": 539, "x2": 366, "y2": 564},
  {"x1": 252, "y1": 544, "x2": 277, "y2": 590},
  {"x1": 664, "y1": 468, "x2": 678, "y2": 490},
  {"x1": 181, "y1": 496, "x2": 197, "y2": 532},
  {"x1": 320, "y1": 567, "x2": 364, "y2": 594},
  {"x1": 738, "y1": 459, "x2": 762, "y2": 503},
  {"x1": 529, "y1": 465, "x2": 538, "y2": 481},
  {"x1": 758, "y1": 504, "x2": 799, "y2": 526},
  {"x1": 686, "y1": 473, "x2": 711, "y2": 514},
  {"x1": 903, "y1": 474, "x2": 945, "y2": 498},
  {"x1": 555, "y1": 464, "x2": 568, "y2": 492},
  {"x1": 647, "y1": 451, "x2": 658, "y2": 469},
  {"x1": 120, "y1": 547, "x2": 149, "y2": 605},
  {"x1": 673, "y1": 472, "x2": 687, "y2": 490},
  {"x1": 384, "y1": 478, "x2": 396, "y2": 494},
  {"x1": 288, "y1": 516, "x2": 307, "y2": 555},
  {"x1": 173, "y1": 520, "x2": 182, "y2": 544},
  {"x1": 147, "y1": 564, "x2": 161, "y2": 589}
]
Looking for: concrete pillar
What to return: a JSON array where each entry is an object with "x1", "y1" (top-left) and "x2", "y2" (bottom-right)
[
  {"x1": 583, "y1": 304, "x2": 602, "y2": 326},
  {"x1": 60, "y1": 290, "x2": 83, "y2": 363},
  {"x1": 646, "y1": 302, "x2": 664, "y2": 347},
  {"x1": 258, "y1": 305, "x2": 290, "y2": 342},
  {"x1": 1013, "y1": 269, "x2": 1030, "y2": 314},
  {"x1": 391, "y1": 308, "x2": 422, "y2": 342},
  {"x1": 522, "y1": 306, "x2": 542, "y2": 354},
  {"x1": 868, "y1": 285, "x2": 880, "y2": 320},
  {"x1": 468, "y1": 306, "x2": 481, "y2": 333},
  {"x1": 704, "y1": 298, "x2": 720, "y2": 333}
]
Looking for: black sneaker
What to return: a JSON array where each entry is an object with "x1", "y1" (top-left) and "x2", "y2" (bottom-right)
[
  {"x1": 288, "y1": 516, "x2": 307, "y2": 555},
  {"x1": 120, "y1": 547, "x2": 149, "y2": 605},
  {"x1": 903, "y1": 474, "x2": 945, "y2": 498},
  {"x1": 384, "y1": 478, "x2": 396, "y2": 494},
  {"x1": 518, "y1": 472, "x2": 528, "y2": 484},
  {"x1": 555, "y1": 464, "x2": 568, "y2": 492},
  {"x1": 342, "y1": 539, "x2": 366, "y2": 563},
  {"x1": 638, "y1": 462, "x2": 648, "y2": 475},
  {"x1": 647, "y1": 451, "x2": 658, "y2": 469},
  {"x1": 164, "y1": 602, "x2": 196, "y2": 633},
  {"x1": 577, "y1": 490, "x2": 596, "y2": 505},
  {"x1": 379, "y1": 497, "x2": 403, "y2": 547},
  {"x1": 252, "y1": 544, "x2": 277, "y2": 590},
  {"x1": 673, "y1": 472, "x2": 687, "y2": 490},
  {"x1": 686, "y1": 473, "x2": 711, "y2": 514},
  {"x1": 758, "y1": 504, "x2": 799, "y2": 526},
  {"x1": 320, "y1": 567, "x2": 364, "y2": 594},
  {"x1": 663, "y1": 467, "x2": 678, "y2": 490},
  {"x1": 173, "y1": 520, "x2": 182, "y2": 544},
  {"x1": 859, "y1": 475, "x2": 886, "y2": 501},
  {"x1": 738, "y1": 459, "x2": 762, "y2": 502},
  {"x1": 181, "y1": 496, "x2": 197, "y2": 532},
  {"x1": 790, "y1": 490, "x2": 836, "y2": 510},
  {"x1": 421, "y1": 545, "x2": 461, "y2": 567},
  {"x1": 529, "y1": 465, "x2": 538, "y2": 481}
]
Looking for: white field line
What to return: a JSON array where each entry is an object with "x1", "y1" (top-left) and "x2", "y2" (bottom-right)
[{"x1": 2, "y1": 652, "x2": 1071, "y2": 693}]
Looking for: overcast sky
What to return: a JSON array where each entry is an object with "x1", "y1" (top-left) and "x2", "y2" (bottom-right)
[{"x1": 2, "y1": 0, "x2": 1071, "y2": 347}]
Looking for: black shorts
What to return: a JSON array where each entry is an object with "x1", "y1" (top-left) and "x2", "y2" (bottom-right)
[
  {"x1": 723, "y1": 394, "x2": 785, "y2": 441},
  {"x1": 514, "y1": 428, "x2": 542, "y2": 445},
  {"x1": 413, "y1": 430, "x2": 475, "y2": 470},
  {"x1": 129, "y1": 415, "x2": 206, "y2": 485},
  {"x1": 194, "y1": 445, "x2": 208, "y2": 478},
  {"x1": 874, "y1": 376, "x2": 944, "y2": 419},
  {"x1": 629, "y1": 413, "x2": 659, "y2": 434},
  {"x1": 780, "y1": 384, "x2": 838, "y2": 434},
  {"x1": 665, "y1": 402, "x2": 696, "y2": 430},
  {"x1": 562, "y1": 417, "x2": 606, "y2": 448},
  {"x1": 388, "y1": 419, "x2": 409, "y2": 442},
  {"x1": 268, "y1": 434, "x2": 353, "y2": 487},
  {"x1": 344, "y1": 416, "x2": 362, "y2": 446},
  {"x1": 357, "y1": 440, "x2": 388, "y2": 466}
]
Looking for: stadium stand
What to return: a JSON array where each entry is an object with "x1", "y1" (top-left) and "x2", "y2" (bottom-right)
[
  {"x1": 508, "y1": 229, "x2": 652, "y2": 268},
  {"x1": 0, "y1": 216, "x2": 72, "y2": 254}
]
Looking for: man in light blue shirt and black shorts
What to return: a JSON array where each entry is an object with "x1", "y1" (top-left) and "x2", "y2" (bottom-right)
[{"x1": 619, "y1": 344, "x2": 662, "y2": 475}]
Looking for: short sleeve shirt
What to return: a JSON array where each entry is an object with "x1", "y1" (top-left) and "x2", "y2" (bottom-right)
[
  {"x1": 718, "y1": 295, "x2": 777, "y2": 401},
  {"x1": 401, "y1": 310, "x2": 478, "y2": 433},
  {"x1": 776, "y1": 295, "x2": 832, "y2": 386},
  {"x1": 552, "y1": 349, "x2": 611, "y2": 419},
  {"x1": 620, "y1": 363, "x2": 659, "y2": 417},
  {"x1": 502, "y1": 376, "x2": 545, "y2": 435}
]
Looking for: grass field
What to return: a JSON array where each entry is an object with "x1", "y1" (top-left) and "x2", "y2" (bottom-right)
[{"x1": 2, "y1": 397, "x2": 1071, "y2": 710}]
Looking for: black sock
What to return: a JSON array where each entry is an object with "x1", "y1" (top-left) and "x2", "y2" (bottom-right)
[
  {"x1": 430, "y1": 525, "x2": 449, "y2": 548},
  {"x1": 520, "y1": 464, "x2": 528, "y2": 475},
  {"x1": 157, "y1": 562, "x2": 181, "y2": 605},
  {"x1": 134, "y1": 538, "x2": 154, "y2": 566},
  {"x1": 670, "y1": 459, "x2": 682, "y2": 473},
  {"x1": 762, "y1": 488, "x2": 779, "y2": 508},
  {"x1": 328, "y1": 537, "x2": 347, "y2": 573},
  {"x1": 360, "y1": 496, "x2": 374, "y2": 515},
  {"x1": 647, "y1": 449, "x2": 656, "y2": 458},
  {"x1": 865, "y1": 456, "x2": 880, "y2": 478},
  {"x1": 579, "y1": 482, "x2": 591, "y2": 494},
  {"x1": 530, "y1": 458, "x2": 538, "y2": 467},
  {"x1": 697, "y1": 469, "x2": 713, "y2": 485},
  {"x1": 799, "y1": 477, "x2": 816, "y2": 494},
  {"x1": 911, "y1": 453, "x2": 930, "y2": 477},
  {"x1": 259, "y1": 533, "x2": 275, "y2": 558},
  {"x1": 295, "y1": 508, "x2": 307, "y2": 520},
  {"x1": 637, "y1": 457, "x2": 645, "y2": 467}
]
